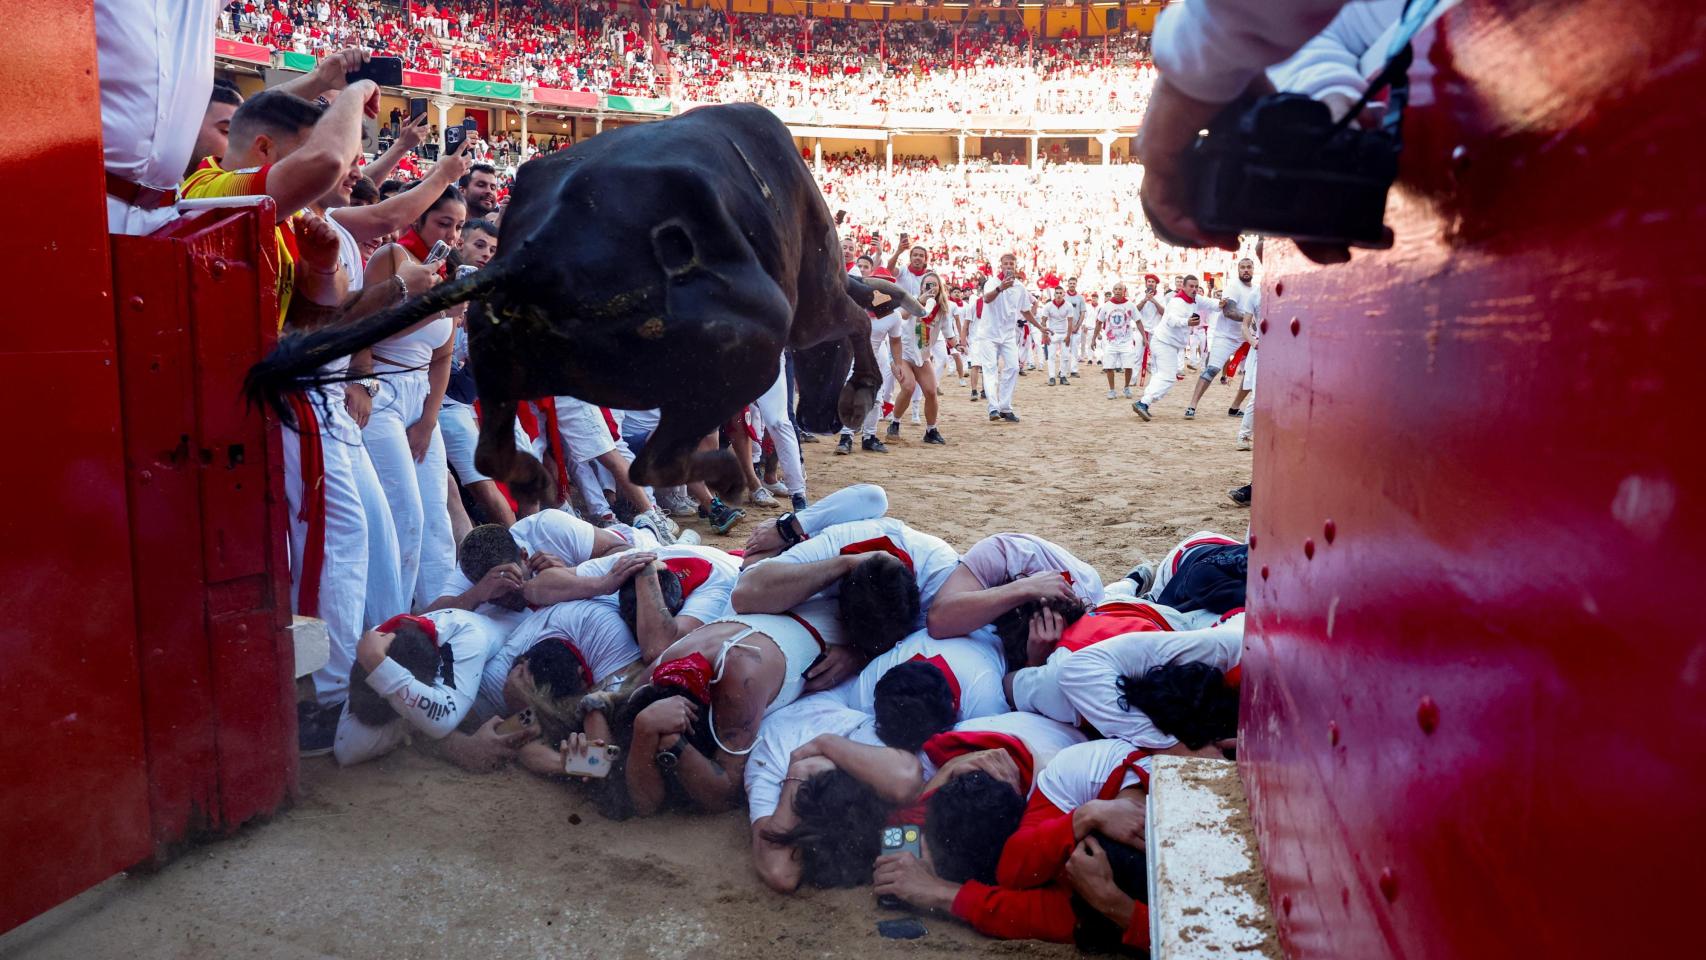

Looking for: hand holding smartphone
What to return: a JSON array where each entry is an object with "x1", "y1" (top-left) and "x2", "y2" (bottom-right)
[{"x1": 346, "y1": 55, "x2": 403, "y2": 87}]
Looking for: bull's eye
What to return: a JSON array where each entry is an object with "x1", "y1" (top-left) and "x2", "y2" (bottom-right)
[{"x1": 651, "y1": 222, "x2": 697, "y2": 279}]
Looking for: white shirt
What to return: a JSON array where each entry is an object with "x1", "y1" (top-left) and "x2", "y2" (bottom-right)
[
  {"x1": 331, "y1": 609, "x2": 509, "y2": 766},
  {"x1": 1097, "y1": 300, "x2": 1140, "y2": 349},
  {"x1": 744, "y1": 693, "x2": 882, "y2": 822},
  {"x1": 919, "y1": 711, "x2": 1088, "y2": 794},
  {"x1": 99, "y1": 0, "x2": 226, "y2": 235},
  {"x1": 575, "y1": 543, "x2": 741, "y2": 627},
  {"x1": 1064, "y1": 292, "x2": 1087, "y2": 324},
  {"x1": 1136, "y1": 293, "x2": 1164, "y2": 335},
  {"x1": 375, "y1": 312, "x2": 454, "y2": 372},
  {"x1": 869, "y1": 309, "x2": 904, "y2": 348},
  {"x1": 842, "y1": 631, "x2": 1009, "y2": 723},
  {"x1": 1041, "y1": 300, "x2": 1076, "y2": 334},
  {"x1": 1057, "y1": 615, "x2": 1244, "y2": 749},
  {"x1": 1154, "y1": 293, "x2": 1201, "y2": 349},
  {"x1": 1224, "y1": 277, "x2": 1262, "y2": 332},
  {"x1": 495, "y1": 598, "x2": 641, "y2": 695},
  {"x1": 1036, "y1": 738, "x2": 1156, "y2": 812},
  {"x1": 437, "y1": 509, "x2": 602, "y2": 600},
  {"x1": 750, "y1": 518, "x2": 960, "y2": 618},
  {"x1": 980, "y1": 276, "x2": 1030, "y2": 344},
  {"x1": 958, "y1": 533, "x2": 1105, "y2": 608},
  {"x1": 1153, "y1": 0, "x2": 1354, "y2": 104}
]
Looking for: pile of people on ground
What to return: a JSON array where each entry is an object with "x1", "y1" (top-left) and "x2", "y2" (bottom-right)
[{"x1": 326, "y1": 477, "x2": 1248, "y2": 955}]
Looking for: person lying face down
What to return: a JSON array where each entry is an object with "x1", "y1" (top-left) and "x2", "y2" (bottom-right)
[
  {"x1": 600, "y1": 598, "x2": 848, "y2": 818},
  {"x1": 732, "y1": 517, "x2": 960, "y2": 659},
  {"x1": 531, "y1": 545, "x2": 744, "y2": 662},
  {"x1": 738, "y1": 483, "x2": 890, "y2": 566},
  {"x1": 926, "y1": 533, "x2": 1105, "y2": 641},
  {"x1": 832, "y1": 630, "x2": 1013, "y2": 753},
  {"x1": 332, "y1": 609, "x2": 508, "y2": 767},
  {"x1": 754, "y1": 709, "x2": 1083, "y2": 895},
  {"x1": 426, "y1": 514, "x2": 638, "y2": 631}
]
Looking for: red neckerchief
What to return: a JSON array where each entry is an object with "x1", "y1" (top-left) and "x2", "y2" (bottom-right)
[
  {"x1": 906, "y1": 654, "x2": 961, "y2": 712},
  {"x1": 1108, "y1": 296, "x2": 1128, "y2": 304},
  {"x1": 653, "y1": 652, "x2": 713, "y2": 703},
  {"x1": 551, "y1": 636, "x2": 596, "y2": 689},
  {"x1": 908, "y1": 265, "x2": 927, "y2": 276},
  {"x1": 838, "y1": 536, "x2": 915, "y2": 573},
  {"x1": 378, "y1": 613, "x2": 439, "y2": 645},
  {"x1": 1096, "y1": 748, "x2": 1152, "y2": 799},
  {"x1": 662, "y1": 555, "x2": 712, "y2": 597},
  {"x1": 1176, "y1": 290, "x2": 1197, "y2": 304},
  {"x1": 397, "y1": 228, "x2": 431, "y2": 261}
]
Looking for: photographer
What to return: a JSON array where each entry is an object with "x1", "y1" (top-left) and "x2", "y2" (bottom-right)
[{"x1": 1138, "y1": 0, "x2": 1372, "y2": 260}]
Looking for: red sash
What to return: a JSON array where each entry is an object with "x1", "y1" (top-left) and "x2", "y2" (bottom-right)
[
  {"x1": 662, "y1": 556, "x2": 713, "y2": 597},
  {"x1": 1222, "y1": 341, "x2": 1252, "y2": 379},
  {"x1": 1096, "y1": 748, "x2": 1152, "y2": 799},
  {"x1": 530, "y1": 397, "x2": 574, "y2": 507},
  {"x1": 285, "y1": 392, "x2": 326, "y2": 618},
  {"x1": 1059, "y1": 604, "x2": 1171, "y2": 653},
  {"x1": 839, "y1": 535, "x2": 915, "y2": 573}
]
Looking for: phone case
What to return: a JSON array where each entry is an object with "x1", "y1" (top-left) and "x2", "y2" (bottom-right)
[{"x1": 564, "y1": 743, "x2": 621, "y2": 778}]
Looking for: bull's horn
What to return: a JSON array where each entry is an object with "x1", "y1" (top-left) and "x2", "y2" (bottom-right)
[{"x1": 861, "y1": 276, "x2": 926, "y2": 317}]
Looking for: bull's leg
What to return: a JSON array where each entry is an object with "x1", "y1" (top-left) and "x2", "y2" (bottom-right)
[
  {"x1": 837, "y1": 334, "x2": 881, "y2": 430},
  {"x1": 473, "y1": 397, "x2": 522, "y2": 483},
  {"x1": 631, "y1": 401, "x2": 743, "y2": 489}
]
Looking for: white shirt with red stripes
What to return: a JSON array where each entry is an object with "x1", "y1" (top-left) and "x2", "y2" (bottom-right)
[
  {"x1": 752, "y1": 518, "x2": 961, "y2": 616},
  {"x1": 1055, "y1": 614, "x2": 1244, "y2": 750},
  {"x1": 841, "y1": 630, "x2": 1010, "y2": 723},
  {"x1": 1036, "y1": 738, "x2": 1156, "y2": 813},
  {"x1": 919, "y1": 711, "x2": 1089, "y2": 793}
]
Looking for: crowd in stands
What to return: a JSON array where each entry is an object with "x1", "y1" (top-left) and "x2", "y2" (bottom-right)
[{"x1": 220, "y1": 1, "x2": 1155, "y2": 115}]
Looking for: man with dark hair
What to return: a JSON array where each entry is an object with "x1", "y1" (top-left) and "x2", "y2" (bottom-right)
[
  {"x1": 186, "y1": 78, "x2": 243, "y2": 177},
  {"x1": 428, "y1": 512, "x2": 641, "y2": 631},
  {"x1": 1133, "y1": 273, "x2": 1203, "y2": 420},
  {"x1": 331, "y1": 609, "x2": 509, "y2": 766},
  {"x1": 458, "y1": 161, "x2": 500, "y2": 218},
  {"x1": 1057, "y1": 613, "x2": 1244, "y2": 752},
  {"x1": 924, "y1": 770, "x2": 1028, "y2": 884},
  {"x1": 732, "y1": 518, "x2": 960, "y2": 654},
  {"x1": 378, "y1": 179, "x2": 406, "y2": 200},
  {"x1": 842, "y1": 632, "x2": 1010, "y2": 737},
  {"x1": 927, "y1": 532, "x2": 1105, "y2": 640}
]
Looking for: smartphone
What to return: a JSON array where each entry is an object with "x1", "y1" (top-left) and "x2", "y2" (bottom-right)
[
  {"x1": 445, "y1": 124, "x2": 466, "y2": 149},
  {"x1": 876, "y1": 918, "x2": 927, "y2": 940},
  {"x1": 802, "y1": 650, "x2": 827, "y2": 680},
  {"x1": 564, "y1": 742, "x2": 621, "y2": 779},
  {"x1": 408, "y1": 96, "x2": 428, "y2": 121},
  {"x1": 346, "y1": 55, "x2": 403, "y2": 87},
  {"x1": 876, "y1": 824, "x2": 924, "y2": 909},
  {"x1": 424, "y1": 240, "x2": 452, "y2": 265},
  {"x1": 494, "y1": 708, "x2": 534, "y2": 737},
  {"x1": 462, "y1": 117, "x2": 479, "y2": 132}
]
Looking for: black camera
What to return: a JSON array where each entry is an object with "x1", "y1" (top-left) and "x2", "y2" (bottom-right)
[{"x1": 1189, "y1": 92, "x2": 1399, "y2": 248}]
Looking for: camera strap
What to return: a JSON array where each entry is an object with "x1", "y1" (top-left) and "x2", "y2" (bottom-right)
[{"x1": 1328, "y1": 0, "x2": 1448, "y2": 141}]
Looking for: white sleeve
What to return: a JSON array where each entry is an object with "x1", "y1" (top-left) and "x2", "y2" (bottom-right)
[
  {"x1": 1163, "y1": 298, "x2": 1193, "y2": 331},
  {"x1": 331, "y1": 703, "x2": 409, "y2": 766},
  {"x1": 679, "y1": 569, "x2": 735, "y2": 626},
  {"x1": 796, "y1": 484, "x2": 888, "y2": 534},
  {"x1": 522, "y1": 510, "x2": 598, "y2": 565},
  {"x1": 1055, "y1": 632, "x2": 1175, "y2": 750},
  {"x1": 1009, "y1": 648, "x2": 1080, "y2": 725},
  {"x1": 1268, "y1": 0, "x2": 1404, "y2": 103},
  {"x1": 362, "y1": 651, "x2": 478, "y2": 742},
  {"x1": 1153, "y1": 0, "x2": 1354, "y2": 104}
]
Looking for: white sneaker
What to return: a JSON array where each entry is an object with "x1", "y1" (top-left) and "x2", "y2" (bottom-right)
[
  {"x1": 959, "y1": 378, "x2": 968, "y2": 387},
  {"x1": 1122, "y1": 387, "x2": 1133, "y2": 398},
  {"x1": 911, "y1": 411, "x2": 922, "y2": 424},
  {"x1": 1106, "y1": 389, "x2": 1116, "y2": 399},
  {"x1": 749, "y1": 487, "x2": 778, "y2": 506},
  {"x1": 675, "y1": 529, "x2": 702, "y2": 546},
  {"x1": 1237, "y1": 435, "x2": 1253, "y2": 451},
  {"x1": 764, "y1": 481, "x2": 789, "y2": 496}
]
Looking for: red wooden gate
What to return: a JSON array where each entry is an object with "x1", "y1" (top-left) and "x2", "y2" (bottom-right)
[{"x1": 1243, "y1": 2, "x2": 1706, "y2": 957}]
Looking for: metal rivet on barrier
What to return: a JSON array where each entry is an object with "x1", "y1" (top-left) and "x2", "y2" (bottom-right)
[
  {"x1": 1290, "y1": 317, "x2": 1302, "y2": 336},
  {"x1": 1328, "y1": 721, "x2": 1339, "y2": 746},
  {"x1": 1260, "y1": 565, "x2": 1270, "y2": 580},
  {"x1": 1303, "y1": 538, "x2": 1315, "y2": 559},
  {"x1": 1417, "y1": 696, "x2": 1440, "y2": 734},
  {"x1": 128, "y1": 295, "x2": 145, "y2": 312},
  {"x1": 1282, "y1": 895, "x2": 1293, "y2": 916},
  {"x1": 1248, "y1": 534, "x2": 1257, "y2": 550},
  {"x1": 210, "y1": 259, "x2": 227, "y2": 279},
  {"x1": 1275, "y1": 281, "x2": 1285, "y2": 297},
  {"x1": 1379, "y1": 868, "x2": 1398, "y2": 901},
  {"x1": 1323, "y1": 519, "x2": 1336, "y2": 543},
  {"x1": 1259, "y1": 319, "x2": 1269, "y2": 335}
]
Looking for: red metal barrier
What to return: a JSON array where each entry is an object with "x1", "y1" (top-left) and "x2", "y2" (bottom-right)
[
  {"x1": 112, "y1": 204, "x2": 296, "y2": 854},
  {"x1": 1243, "y1": 2, "x2": 1706, "y2": 958}
]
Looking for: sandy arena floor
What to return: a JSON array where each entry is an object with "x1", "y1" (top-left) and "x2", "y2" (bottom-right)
[{"x1": 2, "y1": 359, "x2": 1253, "y2": 960}]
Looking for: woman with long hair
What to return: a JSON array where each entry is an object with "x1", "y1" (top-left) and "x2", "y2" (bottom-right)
[{"x1": 885, "y1": 270, "x2": 949, "y2": 445}]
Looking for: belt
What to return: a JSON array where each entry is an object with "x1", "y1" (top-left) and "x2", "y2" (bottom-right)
[{"x1": 105, "y1": 171, "x2": 177, "y2": 210}]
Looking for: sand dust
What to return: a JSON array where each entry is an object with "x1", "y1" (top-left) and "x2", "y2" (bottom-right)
[{"x1": 1, "y1": 363, "x2": 1253, "y2": 959}]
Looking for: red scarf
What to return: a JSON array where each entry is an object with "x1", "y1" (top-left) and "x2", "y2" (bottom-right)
[
  {"x1": 398, "y1": 228, "x2": 446, "y2": 276},
  {"x1": 907, "y1": 653, "x2": 961, "y2": 712},
  {"x1": 838, "y1": 536, "x2": 915, "y2": 573},
  {"x1": 377, "y1": 613, "x2": 439, "y2": 644},
  {"x1": 1108, "y1": 296, "x2": 1127, "y2": 304},
  {"x1": 654, "y1": 652, "x2": 713, "y2": 704},
  {"x1": 662, "y1": 556, "x2": 713, "y2": 597},
  {"x1": 1176, "y1": 290, "x2": 1196, "y2": 304},
  {"x1": 908, "y1": 264, "x2": 927, "y2": 276},
  {"x1": 530, "y1": 398, "x2": 575, "y2": 509},
  {"x1": 1096, "y1": 748, "x2": 1152, "y2": 799}
]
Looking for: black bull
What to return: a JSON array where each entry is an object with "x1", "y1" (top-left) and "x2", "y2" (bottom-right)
[{"x1": 246, "y1": 103, "x2": 920, "y2": 485}]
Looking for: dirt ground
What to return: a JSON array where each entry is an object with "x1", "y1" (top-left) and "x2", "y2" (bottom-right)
[{"x1": 1, "y1": 360, "x2": 1253, "y2": 960}]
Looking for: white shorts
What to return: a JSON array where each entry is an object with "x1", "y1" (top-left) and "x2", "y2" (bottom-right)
[
  {"x1": 901, "y1": 337, "x2": 926, "y2": 367},
  {"x1": 1207, "y1": 336, "x2": 1242, "y2": 371},
  {"x1": 1242, "y1": 347, "x2": 1258, "y2": 389},
  {"x1": 553, "y1": 396, "x2": 616, "y2": 464},
  {"x1": 1103, "y1": 345, "x2": 1138, "y2": 371}
]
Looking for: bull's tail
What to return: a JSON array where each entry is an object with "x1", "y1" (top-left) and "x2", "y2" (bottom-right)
[{"x1": 244, "y1": 261, "x2": 518, "y2": 427}]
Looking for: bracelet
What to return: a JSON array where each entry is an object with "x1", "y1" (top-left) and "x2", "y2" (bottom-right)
[
  {"x1": 781, "y1": 776, "x2": 808, "y2": 787},
  {"x1": 391, "y1": 274, "x2": 409, "y2": 302}
]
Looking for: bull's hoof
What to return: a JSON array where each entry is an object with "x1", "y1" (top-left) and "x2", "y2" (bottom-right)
[
  {"x1": 837, "y1": 384, "x2": 876, "y2": 431},
  {"x1": 690, "y1": 448, "x2": 744, "y2": 501}
]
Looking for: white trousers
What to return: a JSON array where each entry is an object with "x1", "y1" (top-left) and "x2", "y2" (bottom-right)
[
  {"x1": 1141, "y1": 341, "x2": 1186, "y2": 405},
  {"x1": 1239, "y1": 348, "x2": 1258, "y2": 441},
  {"x1": 1048, "y1": 332, "x2": 1073, "y2": 379},
  {"x1": 284, "y1": 389, "x2": 372, "y2": 706},
  {"x1": 844, "y1": 342, "x2": 892, "y2": 437},
  {"x1": 986, "y1": 339, "x2": 1019, "y2": 414},
  {"x1": 363, "y1": 370, "x2": 454, "y2": 611},
  {"x1": 754, "y1": 359, "x2": 806, "y2": 495}
]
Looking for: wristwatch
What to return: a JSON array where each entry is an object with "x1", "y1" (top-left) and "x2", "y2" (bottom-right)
[
  {"x1": 775, "y1": 512, "x2": 803, "y2": 547},
  {"x1": 359, "y1": 378, "x2": 381, "y2": 398},
  {"x1": 654, "y1": 739, "x2": 685, "y2": 771}
]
